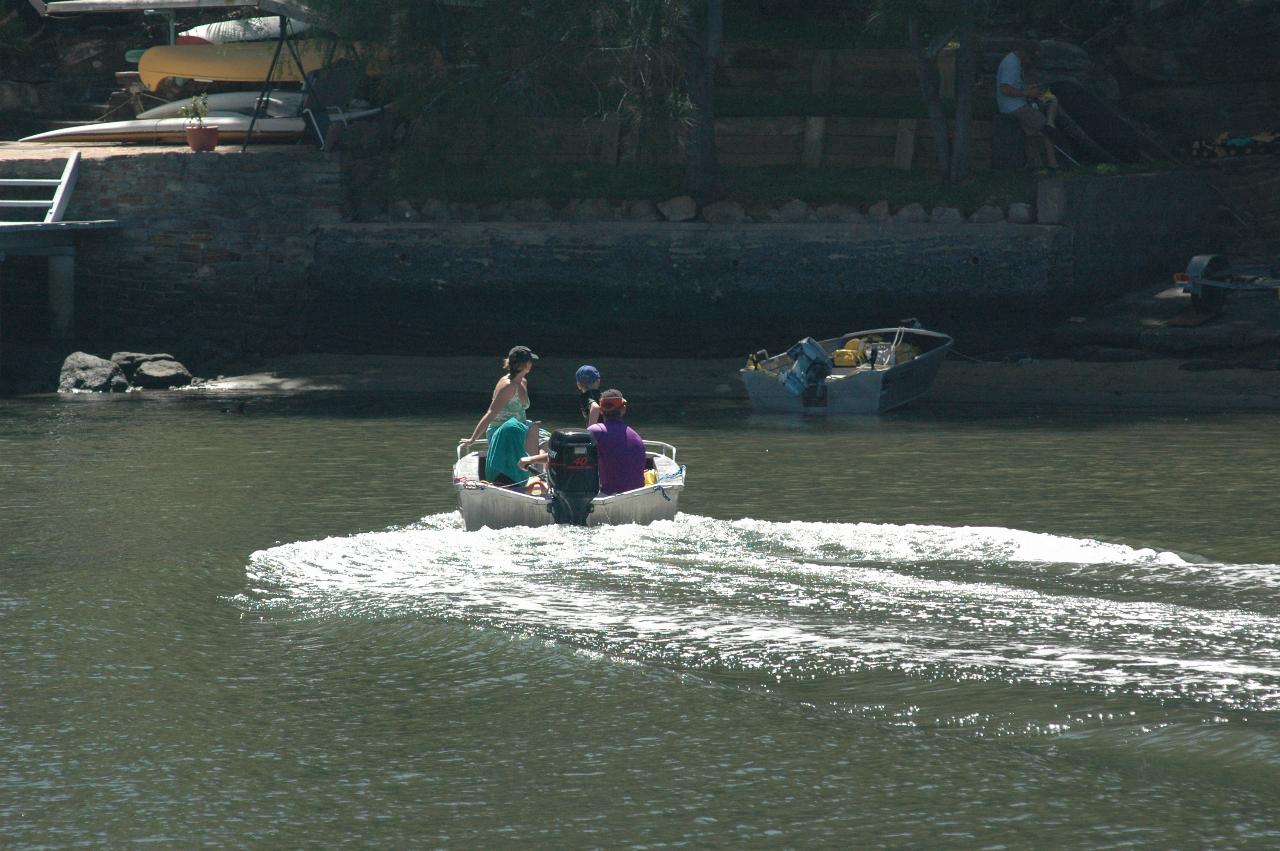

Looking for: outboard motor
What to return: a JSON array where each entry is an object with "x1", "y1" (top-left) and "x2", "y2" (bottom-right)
[
  {"x1": 546, "y1": 429, "x2": 599, "y2": 525},
  {"x1": 782, "y1": 336, "x2": 832, "y2": 405}
]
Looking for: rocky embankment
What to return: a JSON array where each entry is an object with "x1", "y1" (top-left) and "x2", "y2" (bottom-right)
[{"x1": 58, "y1": 351, "x2": 194, "y2": 392}]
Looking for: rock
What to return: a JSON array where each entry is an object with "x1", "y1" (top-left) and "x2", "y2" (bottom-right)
[
  {"x1": 893, "y1": 202, "x2": 929, "y2": 223},
  {"x1": 0, "y1": 81, "x2": 40, "y2": 113},
  {"x1": 389, "y1": 199, "x2": 420, "y2": 222},
  {"x1": 1114, "y1": 45, "x2": 1195, "y2": 83},
  {"x1": 867, "y1": 200, "x2": 891, "y2": 223},
  {"x1": 744, "y1": 202, "x2": 775, "y2": 223},
  {"x1": 59, "y1": 352, "x2": 127, "y2": 393},
  {"x1": 1007, "y1": 202, "x2": 1035, "y2": 224},
  {"x1": 701, "y1": 200, "x2": 746, "y2": 224},
  {"x1": 353, "y1": 201, "x2": 383, "y2": 223},
  {"x1": 111, "y1": 351, "x2": 176, "y2": 379},
  {"x1": 508, "y1": 198, "x2": 554, "y2": 221},
  {"x1": 567, "y1": 198, "x2": 619, "y2": 222},
  {"x1": 447, "y1": 203, "x2": 479, "y2": 223},
  {"x1": 132, "y1": 359, "x2": 193, "y2": 389},
  {"x1": 626, "y1": 199, "x2": 663, "y2": 221},
  {"x1": 417, "y1": 198, "x2": 452, "y2": 222},
  {"x1": 969, "y1": 204, "x2": 1005, "y2": 223},
  {"x1": 774, "y1": 199, "x2": 813, "y2": 223},
  {"x1": 815, "y1": 203, "x2": 864, "y2": 223},
  {"x1": 930, "y1": 206, "x2": 964, "y2": 224},
  {"x1": 657, "y1": 195, "x2": 698, "y2": 222}
]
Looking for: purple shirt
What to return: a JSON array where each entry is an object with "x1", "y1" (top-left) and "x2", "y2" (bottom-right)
[{"x1": 588, "y1": 419, "x2": 646, "y2": 494}]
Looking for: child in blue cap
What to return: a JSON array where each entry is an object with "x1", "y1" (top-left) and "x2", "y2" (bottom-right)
[{"x1": 575, "y1": 364, "x2": 602, "y2": 425}]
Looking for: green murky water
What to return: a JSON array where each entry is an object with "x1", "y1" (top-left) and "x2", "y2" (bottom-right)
[{"x1": 3, "y1": 390, "x2": 1279, "y2": 847}]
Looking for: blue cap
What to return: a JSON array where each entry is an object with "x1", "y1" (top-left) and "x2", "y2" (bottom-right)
[{"x1": 575, "y1": 364, "x2": 600, "y2": 384}]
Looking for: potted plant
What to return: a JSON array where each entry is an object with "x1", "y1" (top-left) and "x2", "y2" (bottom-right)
[{"x1": 178, "y1": 93, "x2": 218, "y2": 151}]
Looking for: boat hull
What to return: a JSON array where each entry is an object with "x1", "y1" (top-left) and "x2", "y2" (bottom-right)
[
  {"x1": 20, "y1": 115, "x2": 306, "y2": 144},
  {"x1": 138, "y1": 41, "x2": 337, "y2": 91},
  {"x1": 740, "y1": 327, "x2": 952, "y2": 415},
  {"x1": 453, "y1": 443, "x2": 685, "y2": 532},
  {"x1": 178, "y1": 17, "x2": 311, "y2": 45},
  {"x1": 136, "y1": 91, "x2": 304, "y2": 120}
]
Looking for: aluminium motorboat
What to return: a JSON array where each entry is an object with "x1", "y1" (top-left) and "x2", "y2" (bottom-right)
[
  {"x1": 740, "y1": 325, "x2": 953, "y2": 414},
  {"x1": 452, "y1": 430, "x2": 686, "y2": 532}
]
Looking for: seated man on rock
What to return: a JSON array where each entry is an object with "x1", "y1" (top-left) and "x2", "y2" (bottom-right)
[{"x1": 587, "y1": 389, "x2": 646, "y2": 495}]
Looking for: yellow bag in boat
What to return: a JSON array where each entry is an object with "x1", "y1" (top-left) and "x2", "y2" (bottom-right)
[
  {"x1": 644, "y1": 469, "x2": 658, "y2": 486},
  {"x1": 833, "y1": 348, "x2": 858, "y2": 367}
]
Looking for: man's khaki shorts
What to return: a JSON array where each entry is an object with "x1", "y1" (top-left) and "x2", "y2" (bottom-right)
[{"x1": 1010, "y1": 104, "x2": 1047, "y2": 136}]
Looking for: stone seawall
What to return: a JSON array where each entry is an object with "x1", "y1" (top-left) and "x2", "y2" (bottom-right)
[
  {"x1": 1, "y1": 145, "x2": 1224, "y2": 373},
  {"x1": 308, "y1": 222, "x2": 1074, "y2": 356},
  {"x1": 0, "y1": 146, "x2": 341, "y2": 364}
]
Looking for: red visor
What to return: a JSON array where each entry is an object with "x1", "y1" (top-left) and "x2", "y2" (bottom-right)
[{"x1": 599, "y1": 395, "x2": 627, "y2": 412}]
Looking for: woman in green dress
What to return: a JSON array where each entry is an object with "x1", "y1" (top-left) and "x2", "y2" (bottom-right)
[{"x1": 461, "y1": 345, "x2": 543, "y2": 487}]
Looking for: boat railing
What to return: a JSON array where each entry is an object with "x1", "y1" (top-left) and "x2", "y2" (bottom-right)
[
  {"x1": 456, "y1": 438, "x2": 489, "y2": 460},
  {"x1": 460, "y1": 437, "x2": 677, "y2": 464},
  {"x1": 643, "y1": 440, "x2": 678, "y2": 462}
]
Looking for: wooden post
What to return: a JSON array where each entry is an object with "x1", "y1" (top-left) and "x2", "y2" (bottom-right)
[
  {"x1": 810, "y1": 50, "x2": 832, "y2": 97},
  {"x1": 48, "y1": 253, "x2": 75, "y2": 343},
  {"x1": 600, "y1": 114, "x2": 621, "y2": 165},
  {"x1": 802, "y1": 116, "x2": 826, "y2": 168},
  {"x1": 939, "y1": 47, "x2": 957, "y2": 101},
  {"x1": 893, "y1": 119, "x2": 918, "y2": 171}
]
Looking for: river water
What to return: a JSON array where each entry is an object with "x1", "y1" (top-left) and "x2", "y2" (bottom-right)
[{"x1": 3, "y1": 389, "x2": 1279, "y2": 848}]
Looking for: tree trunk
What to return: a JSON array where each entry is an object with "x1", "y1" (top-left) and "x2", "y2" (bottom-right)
[
  {"x1": 683, "y1": 0, "x2": 722, "y2": 203},
  {"x1": 907, "y1": 12, "x2": 951, "y2": 177},
  {"x1": 948, "y1": 0, "x2": 978, "y2": 179}
]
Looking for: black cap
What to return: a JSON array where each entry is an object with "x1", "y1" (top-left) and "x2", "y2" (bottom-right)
[{"x1": 507, "y1": 345, "x2": 539, "y2": 364}]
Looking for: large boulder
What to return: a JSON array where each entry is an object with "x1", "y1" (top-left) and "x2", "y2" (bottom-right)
[
  {"x1": 131, "y1": 359, "x2": 193, "y2": 389},
  {"x1": 59, "y1": 352, "x2": 127, "y2": 393},
  {"x1": 657, "y1": 196, "x2": 697, "y2": 222},
  {"x1": 0, "y1": 81, "x2": 40, "y2": 113},
  {"x1": 701, "y1": 200, "x2": 746, "y2": 224},
  {"x1": 111, "y1": 351, "x2": 175, "y2": 380}
]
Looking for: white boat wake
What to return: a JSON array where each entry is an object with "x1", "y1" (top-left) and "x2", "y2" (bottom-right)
[{"x1": 241, "y1": 513, "x2": 1280, "y2": 713}]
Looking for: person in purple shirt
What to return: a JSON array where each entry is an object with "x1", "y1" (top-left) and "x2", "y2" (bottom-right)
[{"x1": 587, "y1": 389, "x2": 646, "y2": 495}]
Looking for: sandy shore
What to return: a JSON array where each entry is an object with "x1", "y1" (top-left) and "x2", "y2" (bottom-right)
[{"x1": 195, "y1": 352, "x2": 1280, "y2": 412}]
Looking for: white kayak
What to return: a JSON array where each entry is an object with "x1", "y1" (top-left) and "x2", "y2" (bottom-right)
[
  {"x1": 136, "y1": 91, "x2": 305, "y2": 120},
  {"x1": 19, "y1": 107, "x2": 381, "y2": 144},
  {"x1": 178, "y1": 17, "x2": 310, "y2": 45},
  {"x1": 453, "y1": 439, "x2": 686, "y2": 532},
  {"x1": 19, "y1": 114, "x2": 308, "y2": 144}
]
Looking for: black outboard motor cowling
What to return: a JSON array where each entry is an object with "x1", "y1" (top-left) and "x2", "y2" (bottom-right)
[{"x1": 546, "y1": 429, "x2": 599, "y2": 525}]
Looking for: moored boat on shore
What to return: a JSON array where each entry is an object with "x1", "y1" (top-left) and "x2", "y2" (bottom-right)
[{"x1": 740, "y1": 325, "x2": 953, "y2": 414}]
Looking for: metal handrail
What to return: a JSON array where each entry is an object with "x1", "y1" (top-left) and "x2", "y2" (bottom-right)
[{"x1": 458, "y1": 437, "x2": 677, "y2": 463}]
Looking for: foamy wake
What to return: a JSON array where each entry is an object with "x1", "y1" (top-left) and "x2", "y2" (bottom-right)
[{"x1": 240, "y1": 513, "x2": 1280, "y2": 711}]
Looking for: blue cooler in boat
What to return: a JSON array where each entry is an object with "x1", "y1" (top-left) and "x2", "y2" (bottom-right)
[{"x1": 782, "y1": 337, "x2": 833, "y2": 398}]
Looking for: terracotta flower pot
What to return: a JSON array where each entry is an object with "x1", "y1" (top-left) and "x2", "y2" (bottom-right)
[{"x1": 186, "y1": 125, "x2": 219, "y2": 152}]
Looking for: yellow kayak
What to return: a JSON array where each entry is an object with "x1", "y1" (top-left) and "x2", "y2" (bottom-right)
[{"x1": 138, "y1": 41, "x2": 341, "y2": 91}]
